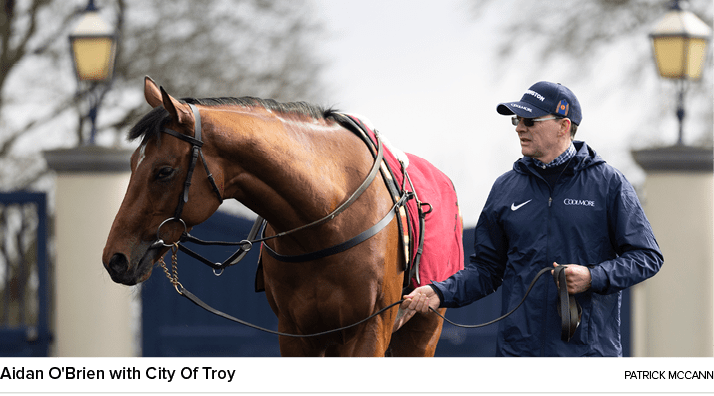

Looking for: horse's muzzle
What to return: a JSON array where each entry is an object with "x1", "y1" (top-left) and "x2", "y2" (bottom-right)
[
  {"x1": 106, "y1": 253, "x2": 138, "y2": 285},
  {"x1": 104, "y1": 248, "x2": 157, "y2": 286}
]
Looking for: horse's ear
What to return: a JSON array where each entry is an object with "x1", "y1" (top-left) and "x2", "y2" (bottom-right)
[
  {"x1": 144, "y1": 76, "x2": 163, "y2": 108},
  {"x1": 159, "y1": 85, "x2": 193, "y2": 126}
]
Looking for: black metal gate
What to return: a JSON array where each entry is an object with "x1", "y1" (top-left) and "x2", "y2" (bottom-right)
[{"x1": 0, "y1": 192, "x2": 51, "y2": 357}]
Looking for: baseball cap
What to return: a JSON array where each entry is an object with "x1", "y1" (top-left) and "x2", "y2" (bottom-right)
[{"x1": 497, "y1": 81, "x2": 582, "y2": 125}]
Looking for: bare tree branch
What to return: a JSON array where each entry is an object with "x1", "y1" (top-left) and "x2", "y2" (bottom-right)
[
  {"x1": 0, "y1": 0, "x2": 328, "y2": 189},
  {"x1": 467, "y1": 0, "x2": 713, "y2": 145},
  {"x1": 0, "y1": 96, "x2": 75, "y2": 156},
  {"x1": 470, "y1": 0, "x2": 710, "y2": 62}
]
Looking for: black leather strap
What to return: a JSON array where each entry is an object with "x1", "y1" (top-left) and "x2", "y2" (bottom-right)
[
  {"x1": 332, "y1": 112, "x2": 416, "y2": 288},
  {"x1": 553, "y1": 265, "x2": 581, "y2": 342},
  {"x1": 261, "y1": 193, "x2": 408, "y2": 262},
  {"x1": 263, "y1": 131, "x2": 385, "y2": 238},
  {"x1": 432, "y1": 265, "x2": 581, "y2": 342},
  {"x1": 177, "y1": 284, "x2": 403, "y2": 338},
  {"x1": 175, "y1": 216, "x2": 264, "y2": 271},
  {"x1": 432, "y1": 266, "x2": 552, "y2": 329},
  {"x1": 162, "y1": 103, "x2": 223, "y2": 221}
]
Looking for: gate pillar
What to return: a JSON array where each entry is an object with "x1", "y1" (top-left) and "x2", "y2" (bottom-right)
[
  {"x1": 631, "y1": 145, "x2": 713, "y2": 357},
  {"x1": 44, "y1": 146, "x2": 135, "y2": 357}
]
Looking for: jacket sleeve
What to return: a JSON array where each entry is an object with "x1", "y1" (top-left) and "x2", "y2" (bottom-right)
[
  {"x1": 433, "y1": 196, "x2": 508, "y2": 308},
  {"x1": 589, "y1": 172, "x2": 664, "y2": 294}
]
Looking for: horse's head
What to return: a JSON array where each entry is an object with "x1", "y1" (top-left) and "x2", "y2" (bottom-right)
[{"x1": 102, "y1": 77, "x2": 223, "y2": 285}]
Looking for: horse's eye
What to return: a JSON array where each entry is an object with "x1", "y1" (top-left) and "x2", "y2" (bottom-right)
[{"x1": 155, "y1": 167, "x2": 175, "y2": 181}]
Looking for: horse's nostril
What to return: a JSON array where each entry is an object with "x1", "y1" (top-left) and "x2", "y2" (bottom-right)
[{"x1": 108, "y1": 253, "x2": 129, "y2": 275}]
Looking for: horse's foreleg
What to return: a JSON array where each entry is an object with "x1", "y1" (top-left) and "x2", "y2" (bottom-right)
[
  {"x1": 387, "y1": 308, "x2": 445, "y2": 357},
  {"x1": 392, "y1": 306, "x2": 414, "y2": 333},
  {"x1": 277, "y1": 330, "x2": 331, "y2": 357},
  {"x1": 329, "y1": 319, "x2": 392, "y2": 357}
]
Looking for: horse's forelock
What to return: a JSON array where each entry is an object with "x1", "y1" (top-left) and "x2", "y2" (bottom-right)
[{"x1": 128, "y1": 106, "x2": 170, "y2": 143}]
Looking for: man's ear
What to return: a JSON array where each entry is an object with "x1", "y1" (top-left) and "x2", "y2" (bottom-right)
[{"x1": 560, "y1": 118, "x2": 572, "y2": 138}]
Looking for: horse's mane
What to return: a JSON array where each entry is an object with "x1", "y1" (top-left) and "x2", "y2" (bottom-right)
[{"x1": 128, "y1": 96, "x2": 337, "y2": 142}]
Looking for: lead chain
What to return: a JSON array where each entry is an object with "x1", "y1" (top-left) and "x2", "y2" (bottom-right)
[{"x1": 158, "y1": 243, "x2": 183, "y2": 295}]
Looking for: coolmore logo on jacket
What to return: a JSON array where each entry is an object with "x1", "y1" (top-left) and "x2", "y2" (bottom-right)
[{"x1": 564, "y1": 198, "x2": 595, "y2": 207}]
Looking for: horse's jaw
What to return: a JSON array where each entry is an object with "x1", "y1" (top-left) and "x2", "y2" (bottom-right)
[{"x1": 104, "y1": 241, "x2": 163, "y2": 286}]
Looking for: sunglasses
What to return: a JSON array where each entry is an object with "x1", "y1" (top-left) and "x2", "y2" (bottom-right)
[{"x1": 511, "y1": 115, "x2": 560, "y2": 127}]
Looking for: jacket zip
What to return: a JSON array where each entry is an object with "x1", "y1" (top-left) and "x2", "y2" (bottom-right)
[
  {"x1": 542, "y1": 162, "x2": 572, "y2": 355},
  {"x1": 526, "y1": 160, "x2": 572, "y2": 355},
  {"x1": 542, "y1": 180, "x2": 555, "y2": 356}
]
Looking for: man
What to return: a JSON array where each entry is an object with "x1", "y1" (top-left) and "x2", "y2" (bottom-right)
[{"x1": 401, "y1": 81, "x2": 663, "y2": 356}]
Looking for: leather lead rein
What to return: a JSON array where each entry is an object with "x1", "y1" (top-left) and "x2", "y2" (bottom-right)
[{"x1": 553, "y1": 265, "x2": 581, "y2": 341}]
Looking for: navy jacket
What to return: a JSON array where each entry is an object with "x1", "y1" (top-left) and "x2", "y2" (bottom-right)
[{"x1": 433, "y1": 141, "x2": 663, "y2": 356}]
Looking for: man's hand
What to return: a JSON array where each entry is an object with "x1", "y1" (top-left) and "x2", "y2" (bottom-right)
[
  {"x1": 392, "y1": 286, "x2": 441, "y2": 333},
  {"x1": 400, "y1": 285, "x2": 441, "y2": 313},
  {"x1": 552, "y1": 262, "x2": 592, "y2": 294}
]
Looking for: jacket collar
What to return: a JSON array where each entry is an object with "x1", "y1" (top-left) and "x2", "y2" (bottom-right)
[{"x1": 513, "y1": 141, "x2": 605, "y2": 175}]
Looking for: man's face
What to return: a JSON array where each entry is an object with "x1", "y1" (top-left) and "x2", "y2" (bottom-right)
[{"x1": 513, "y1": 116, "x2": 568, "y2": 164}]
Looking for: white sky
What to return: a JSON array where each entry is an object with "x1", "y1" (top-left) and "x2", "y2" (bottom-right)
[{"x1": 311, "y1": 0, "x2": 706, "y2": 226}]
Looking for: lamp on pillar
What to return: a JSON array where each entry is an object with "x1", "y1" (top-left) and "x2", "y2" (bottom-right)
[
  {"x1": 649, "y1": 0, "x2": 711, "y2": 145},
  {"x1": 44, "y1": 0, "x2": 135, "y2": 357},
  {"x1": 69, "y1": 0, "x2": 117, "y2": 145},
  {"x1": 630, "y1": 0, "x2": 714, "y2": 358}
]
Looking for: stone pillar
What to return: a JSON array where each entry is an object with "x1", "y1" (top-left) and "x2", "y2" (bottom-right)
[
  {"x1": 43, "y1": 146, "x2": 136, "y2": 357},
  {"x1": 631, "y1": 145, "x2": 713, "y2": 357}
]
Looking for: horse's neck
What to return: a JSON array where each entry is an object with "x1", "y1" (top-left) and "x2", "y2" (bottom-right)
[{"x1": 210, "y1": 108, "x2": 356, "y2": 233}]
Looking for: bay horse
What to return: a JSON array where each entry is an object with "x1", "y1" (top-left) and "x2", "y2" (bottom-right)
[{"x1": 102, "y1": 76, "x2": 448, "y2": 356}]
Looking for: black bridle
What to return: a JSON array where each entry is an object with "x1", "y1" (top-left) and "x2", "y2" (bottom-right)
[
  {"x1": 154, "y1": 103, "x2": 223, "y2": 248},
  {"x1": 153, "y1": 105, "x2": 407, "y2": 272}
]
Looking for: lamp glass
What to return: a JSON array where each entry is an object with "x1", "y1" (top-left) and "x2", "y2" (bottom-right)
[
  {"x1": 650, "y1": 5, "x2": 711, "y2": 80},
  {"x1": 71, "y1": 36, "x2": 116, "y2": 81},
  {"x1": 652, "y1": 35, "x2": 686, "y2": 78},
  {"x1": 652, "y1": 35, "x2": 709, "y2": 80},
  {"x1": 686, "y1": 37, "x2": 709, "y2": 79},
  {"x1": 69, "y1": 7, "x2": 116, "y2": 83}
]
